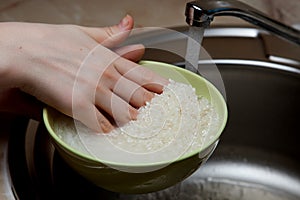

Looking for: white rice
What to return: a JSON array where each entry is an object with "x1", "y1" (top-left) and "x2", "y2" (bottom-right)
[{"x1": 53, "y1": 80, "x2": 219, "y2": 165}]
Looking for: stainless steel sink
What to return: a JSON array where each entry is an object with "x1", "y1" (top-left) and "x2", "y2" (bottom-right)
[{"x1": 4, "y1": 26, "x2": 300, "y2": 199}]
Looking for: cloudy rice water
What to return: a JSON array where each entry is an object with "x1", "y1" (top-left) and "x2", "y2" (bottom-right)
[{"x1": 53, "y1": 80, "x2": 219, "y2": 168}]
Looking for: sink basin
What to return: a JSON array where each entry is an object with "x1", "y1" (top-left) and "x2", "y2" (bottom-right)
[{"x1": 6, "y1": 27, "x2": 300, "y2": 199}]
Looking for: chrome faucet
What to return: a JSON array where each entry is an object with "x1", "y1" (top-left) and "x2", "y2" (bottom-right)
[{"x1": 185, "y1": 0, "x2": 300, "y2": 45}]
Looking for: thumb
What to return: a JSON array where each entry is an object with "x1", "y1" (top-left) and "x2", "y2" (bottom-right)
[{"x1": 80, "y1": 15, "x2": 134, "y2": 48}]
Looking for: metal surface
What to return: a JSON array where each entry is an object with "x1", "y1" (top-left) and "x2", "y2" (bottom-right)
[
  {"x1": 185, "y1": 0, "x2": 300, "y2": 45},
  {"x1": 2, "y1": 27, "x2": 300, "y2": 199},
  {"x1": 0, "y1": 117, "x2": 15, "y2": 200}
]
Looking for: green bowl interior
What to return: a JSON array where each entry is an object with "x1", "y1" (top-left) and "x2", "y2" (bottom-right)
[{"x1": 43, "y1": 60, "x2": 228, "y2": 166}]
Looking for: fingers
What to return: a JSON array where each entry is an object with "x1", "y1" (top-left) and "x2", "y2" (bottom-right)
[
  {"x1": 114, "y1": 44, "x2": 153, "y2": 107},
  {"x1": 74, "y1": 104, "x2": 114, "y2": 133},
  {"x1": 112, "y1": 75, "x2": 154, "y2": 108},
  {"x1": 114, "y1": 45, "x2": 168, "y2": 93},
  {"x1": 80, "y1": 15, "x2": 134, "y2": 48},
  {"x1": 114, "y1": 58, "x2": 169, "y2": 94},
  {"x1": 114, "y1": 44, "x2": 145, "y2": 62},
  {"x1": 94, "y1": 89, "x2": 138, "y2": 127},
  {"x1": 97, "y1": 62, "x2": 155, "y2": 108},
  {"x1": 76, "y1": 58, "x2": 166, "y2": 132},
  {"x1": 75, "y1": 17, "x2": 169, "y2": 131}
]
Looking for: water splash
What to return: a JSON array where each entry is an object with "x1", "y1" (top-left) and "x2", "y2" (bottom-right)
[{"x1": 185, "y1": 26, "x2": 205, "y2": 73}]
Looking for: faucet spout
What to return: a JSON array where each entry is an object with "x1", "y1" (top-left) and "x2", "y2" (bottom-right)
[{"x1": 185, "y1": 0, "x2": 300, "y2": 45}]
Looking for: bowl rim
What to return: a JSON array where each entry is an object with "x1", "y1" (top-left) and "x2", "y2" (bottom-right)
[{"x1": 43, "y1": 60, "x2": 228, "y2": 167}]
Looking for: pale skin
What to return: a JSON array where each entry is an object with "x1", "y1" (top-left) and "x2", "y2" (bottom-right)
[{"x1": 0, "y1": 15, "x2": 168, "y2": 132}]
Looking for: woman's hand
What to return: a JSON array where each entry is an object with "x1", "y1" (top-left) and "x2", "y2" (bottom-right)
[{"x1": 0, "y1": 15, "x2": 168, "y2": 132}]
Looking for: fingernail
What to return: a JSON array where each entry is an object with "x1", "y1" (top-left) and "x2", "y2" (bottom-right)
[
  {"x1": 99, "y1": 120, "x2": 114, "y2": 133},
  {"x1": 129, "y1": 107, "x2": 138, "y2": 120},
  {"x1": 119, "y1": 15, "x2": 129, "y2": 29},
  {"x1": 144, "y1": 92, "x2": 154, "y2": 104}
]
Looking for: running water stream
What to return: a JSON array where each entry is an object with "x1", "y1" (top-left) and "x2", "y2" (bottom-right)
[{"x1": 185, "y1": 26, "x2": 205, "y2": 73}]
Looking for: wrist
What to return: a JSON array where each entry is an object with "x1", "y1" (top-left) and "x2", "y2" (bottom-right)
[
  {"x1": 0, "y1": 43, "x2": 12, "y2": 89},
  {"x1": 0, "y1": 22, "x2": 24, "y2": 88}
]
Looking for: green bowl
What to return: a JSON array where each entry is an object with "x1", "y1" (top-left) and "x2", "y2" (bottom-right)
[{"x1": 43, "y1": 60, "x2": 228, "y2": 194}]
